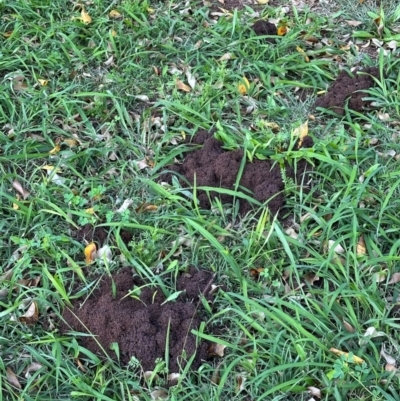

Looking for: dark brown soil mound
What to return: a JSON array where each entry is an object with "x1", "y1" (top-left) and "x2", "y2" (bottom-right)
[
  {"x1": 315, "y1": 67, "x2": 379, "y2": 115},
  {"x1": 162, "y1": 130, "x2": 312, "y2": 216},
  {"x1": 60, "y1": 267, "x2": 213, "y2": 373},
  {"x1": 252, "y1": 21, "x2": 277, "y2": 43}
]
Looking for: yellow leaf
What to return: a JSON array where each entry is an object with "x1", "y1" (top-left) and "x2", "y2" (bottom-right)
[
  {"x1": 329, "y1": 348, "x2": 365, "y2": 364},
  {"x1": 38, "y1": 79, "x2": 49, "y2": 86},
  {"x1": 49, "y1": 144, "x2": 61, "y2": 155},
  {"x1": 41, "y1": 165, "x2": 61, "y2": 172},
  {"x1": 84, "y1": 242, "x2": 97, "y2": 264},
  {"x1": 238, "y1": 77, "x2": 250, "y2": 95},
  {"x1": 81, "y1": 8, "x2": 92, "y2": 24},
  {"x1": 64, "y1": 138, "x2": 78, "y2": 147},
  {"x1": 13, "y1": 203, "x2": 19, "y2": 210},
  {"x1": 110, "y1": 29, "x2": 117, "y2": 37},
  {"x1": 277, "y1": 26, "x2": 287, "y2": 36},
  {"x1": 296, "y1": 46, "x2": 309, "y2": 62},
  {"x1": 256, "y1": 0, "x2": 269, "y2": 3},
  {"x1": 292, "y1": 120, "x2": 308, "y2": 146},
  {"x1": 109, "y1": 10, "x2": 121, "y2": 18},
  {"x1": 176, "y1": 79, "x2": 191, "y2": 92},
  {"x1": 147, "y1": 7, "x2": 155, "y2": 14},
  {"x1": 85, "y1": 207, "x2": 95, "y2": 215}
]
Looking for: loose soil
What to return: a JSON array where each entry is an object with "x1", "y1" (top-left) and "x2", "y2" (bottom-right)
[
  {"x1": 60, "y1": 267, "x2": 213, "y2": 374},
  {"x1": 162, "y1": 130, "x2": 312, "y2": 216},
  {"x1": 315, "y1": 67, "x2": 380, "y2": 115}
]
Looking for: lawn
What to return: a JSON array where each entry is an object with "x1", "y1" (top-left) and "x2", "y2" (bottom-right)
[{"x1": 1, "y1": 0, "x2": 400, "y2": 400}]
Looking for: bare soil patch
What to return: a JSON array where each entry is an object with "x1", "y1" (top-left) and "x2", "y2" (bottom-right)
[{"x1": 60, "y1": 267, "x2": 213, "y2": 375}]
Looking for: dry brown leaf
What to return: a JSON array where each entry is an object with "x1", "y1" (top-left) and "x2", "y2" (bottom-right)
[
  {"x1": 6, "y1": 367, "x2": 21, "y2": 389},
  {"x1": 84, "y1": 242, "x2": 97, "y2": 264},
  {"x1": 277, "y1": 26, "x2": 287, "y2": 36},
  {"x1": 12, "y1": 180, "x2": 30, "y2": 200},
  {"x1": 329, "y1": 348, "x2": 365, "y2": 364},
  {"x1": 343, "y1": 319, "x2": 355, "y2": 333},
  {"x1": 210, "y1": 362, "x2": 222, "y2": 384},
  {"x1": 356, "y1": 236, "x2": 366, "y2": 256},
  {"x1": 24, "y1": 362, "x2": 43, "y2": 378},
  {"x1": 249, "y1": 267, "x2": 264, "y2": 280},
  {"x1": 292, "y1": 120, "x2": 309, "y2": 146},
  {"x1": 176, "y1": 79, "x2": 191, "y2": 92},
  {"x1": 49, "y1": 144, "x2": 61, "y2": 155},
  {"x1": 19, "y1": 301, "x2": 39, "y2": 325},
  {"x1": 388, "y1": 272, "x2": 400, "y2": 284},
  {"x1": 135, "y1": 203, "x2": 158, "y2": 213},
  {"x1": 208, "y1": 343, "x2": 226, "y2": 357},
  {"x1": 304, "y1": 273, "x2": 320, "y2": 285},
  {"x1": 236, "y1": 374, "x2": 246, "y2": 393}
]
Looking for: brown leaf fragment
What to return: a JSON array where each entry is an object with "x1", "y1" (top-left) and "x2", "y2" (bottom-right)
[
  {"x1": 343, "y1": 319, "x2": 355, "y2": 333},
  {"x1": 304, "y1": 272, "x2": 320, "y2": 285},
  {"x1": 135, "y1": 203, "x2": 158, "y2": 213},
  {"x1": 249, "y1": 267, "x2": 264, "y2": 280},
  {"x1": 210, "y1": 362, "x2": 222, "y2": 384},
  {"x1": 385, "y1": 363, "x2": 397, "y2": 372},
  {"x1": 176, "y1": 79, "x2": 191, "y2": 92},
  {"x1": 236, "y1": 374, "x2": 246, "y2": 393},
  {"x1": 12, "y1": 180, "x2": 30, "y2": 199},
  {"x1": 356, "y1": 236, "x2": 366, "y2": 256},
  {"x1": 208, "y1": 343, "x2": 226, "y2": 357},
  {"x1": 388, "y1": 273, "x2": 400, "y2": 284},
  {"x1": 24, "y1": 362, "x2": 43, "y2": 378},
  {"x1": 6, "y1": 367, "x2": 21, "y2": 389},
  {"x1": 76, "y1": 358, "x2": 87, "y2": 372},
  {"x1": 19, "y1": 301, "x2": 39, "y2": 325}
]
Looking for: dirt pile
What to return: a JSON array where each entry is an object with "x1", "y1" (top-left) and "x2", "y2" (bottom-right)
[
  {"x1": 162, "y1": 130, "x2": 312, "y2": 216},
  {"x1": 315, "y1": 67, "x2": 380, "y2": 115},
  {"x1": 60, "y1": 267, "x2": 213, "y2": 373},
  {"x1": 252, "y1": 21, "x2": 277, "y2": 43}
]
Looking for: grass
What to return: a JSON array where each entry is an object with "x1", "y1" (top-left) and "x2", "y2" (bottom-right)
[{"x1": 1, "y1": 0, "x2": 400, "y2": 399}]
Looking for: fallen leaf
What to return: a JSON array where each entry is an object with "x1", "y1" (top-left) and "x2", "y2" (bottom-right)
[
  {"x1": 12, "y1": 180, "x2": 30, "y2": 199},
  {"x1": 238, "y1": 77, "x2": 250, "y2": 95},
  {"x1": 292, "y1": 120, "x2": 308, "y2": 146},
  {"x1": 277, "y1": 26, "x2": 287, "y2": 36},
  {"x1": 218, "y1": 52, "x2": 233, "y2": 61},
  {"x1": 249, "y1": 267, "x2": 264, "y2": 280},
  {"x1": 346, "y1": 20, "x2": 362, "y2": 27},
  {"x1": 329, "y1": 348, "x2": 365, "y2": 364},
  {"x1": 208, "y1": 343, "x2": 226, "y2": 357},
  {"x1": 76, "y1": 358, "x2": 87, "y2": 372},
  {"x1": 381, "y1": 347, "x2": 396, "y2": 365},
  {"x1": 109, "y1": 10, "x2": 122, "y2": 18},
  {"x1": 236, "y1": 374, "x2": 246, "y2": 393},
  {"x1": 256, "y1": 0, "x2": 269, "y2": 3},
  {"x1": 304, "y1": 273, "x2": 320, "y2": 285},
  {"x1": 327, "y1": 240, "x2": 345, "y2": 254},
  {"x1": 84, "y1": 242, "x2": 97, "y2": 264},
  {"x1": 38, "y1": 79, "x2": 49, "y2": 86},
  {"x1": 151, "y1": 389, "x2": 168, "y2": 400},
  {"x1": 104, "y1": 55, "x2": 114, "y2": 66},
  {"x1": 6, "y1": 367, "x2": 21, "y2": 389},
  {"x1": 388, "y1": 273, "x2": 400, "y2": 284},
  {"x1": 135, "y1": 203, "x2": 158, "y2": 213},
  {"x1": 186, "y1": 70, "x2": 196, "y2": 89},
  {"x1": 49, "y1": 144, "x2": 61, "y2": 155},
  {"x1": 96, "y1": 245, "x2": 112, "y2": 262},
  {"x1": 343, "y1": 319, "x2": 355, "y2": 333},
  {"x1": 81, "y1": 8, "x2": 92, "y2": 24},
  {"x1": 19, "y1": 301, "x2": 39, "y2": 325},
  {"x1": 356, "y1": 236, "x2": 366, "y2": 256},
  {"x1": 296, "y1": 46, "x2": 310, "y2": 62},
  {"x1": 64, "y1": 138, "x2": 78, "y2": 147},
  {"x1": 308, "y1": 386, "x2": 321, "y2": 398},
  {"x1": 167, "y1": 373, "x2": 180, "y2": 382},
  {"x1": 385, "y1": 363, "x2": 397, "y2": 372},
  {"x1": 176, "y1": 79, "x2": 191, "y2": 92},
  {"x1": 116, "y1": 198, "x2": 133, "y2": 213},
  {"x1": 211, "y1": 362, "x2": 222, "y2": 384}
]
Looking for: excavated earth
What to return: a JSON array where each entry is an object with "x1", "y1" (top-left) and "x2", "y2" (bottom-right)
[
  {"x1": 315, "y1": 67, "x2": 380, "y2": 115},
  {"x1": 162, "y1": 130, "x2": 313, "y2": 216},
  {"x1": 60, "y1": 266, "x2": 213, "y2": 373}
]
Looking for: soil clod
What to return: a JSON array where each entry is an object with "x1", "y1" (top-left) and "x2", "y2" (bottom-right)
[
  {"x1": 252, "y1": 21, "x2": 277, "y2": 43},
  {"x1": 60, "y1": 267, "x2": 213, "y2": 373},
  {"x1": 315, "y1": 67, "x2": 380, "y2": 115}
]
